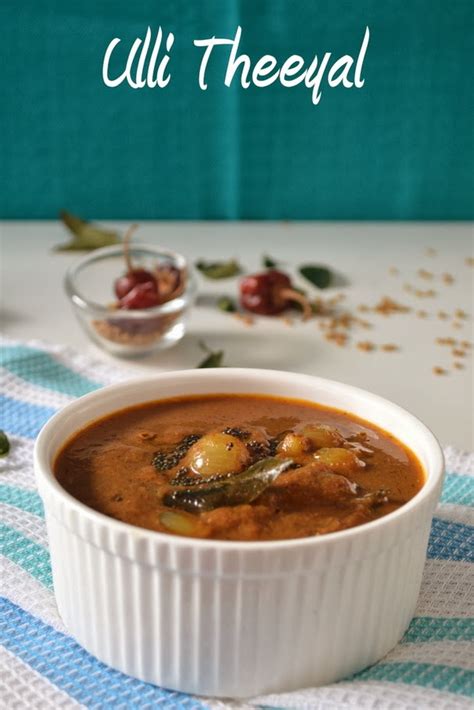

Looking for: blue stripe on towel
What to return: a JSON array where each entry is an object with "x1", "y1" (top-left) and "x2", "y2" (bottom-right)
[
  {"x1": 0, "y1": 598, "x2": 206, "y2": 709},
  {"x1": 1, "y1": 345, "x2": 100, "y2": 397},
  {"x1": 353, "y1": 660, "x2": 473, "y2": 696},
  {"x1": 427, "y1": 518, "x2": 474, "y2": 562},
  {"x1": 442, "y1": 474, "x2": 474, "y2": 507},
  {"x1": 0, "y1": 485, "x2": 44, "y2": 517},
  {"x1": 0, "y1": 524, "x2": 52, "y2": 588},
  {"x1": 0, "y1": 395, "x2": 57, "y2": 438},
  {"x1": 402, "y1": 617, "x2": 474, "y2": 643}
]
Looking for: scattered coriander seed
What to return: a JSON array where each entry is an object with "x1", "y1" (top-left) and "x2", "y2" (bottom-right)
[
  {"x1": 381, "y1": 344, "x2": 399, "y2": 352},
  {"x1": 442, "y1": 273, "x2": 455, "y2": 285},
  {"x1": 234, "y1": 313, "x2": 255, "y2": 326},
  {"x1": 357, "y1": 341, "x2": 376, "y2": 352}
]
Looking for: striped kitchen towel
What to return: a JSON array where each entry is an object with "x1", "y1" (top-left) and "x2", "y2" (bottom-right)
[{"x1": 1, "y1": 338, "x2": 473, "y2": 710}]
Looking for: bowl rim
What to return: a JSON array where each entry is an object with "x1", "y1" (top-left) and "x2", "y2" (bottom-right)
[
  {"x1": 34, "y1": 368, "x2": 445, "y2": 551},
  {"x1": 64, "y1": 242, "x2": 197, "y2": 317}
]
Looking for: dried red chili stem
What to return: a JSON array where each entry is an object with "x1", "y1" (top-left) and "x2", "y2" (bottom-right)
[
  {"x1": 123, "y1": 224, "x2": 139, "y2": 273},
  {"x1": 279, "y1": 288, "x2": 312, "y2": 321}
]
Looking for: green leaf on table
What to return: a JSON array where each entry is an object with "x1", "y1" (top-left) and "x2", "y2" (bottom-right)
[
  {"x1": 299, "y1": 265, "x2": 333, "y2": 289},
  {"x1": 0, "y1": 430, "x2": 10, "y2": 457},
  {"x1": 56, "y1": 211, "x2": 121, "y2": 251},
  {"x1": 197, "y1": 341, "x2": 224, "y2": 368},
  {"x1": 262, "y1": 254, "x2": 279, "y2": 269},
  {"x1": 195, "y1": 259, "x2": 241, "y2": 279},
  {"x1": 217, "y1": 296, "x2": 237, "y2": 313}
]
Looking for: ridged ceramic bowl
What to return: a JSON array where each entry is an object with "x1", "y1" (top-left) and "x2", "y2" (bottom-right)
[{"x1": 34, "y1": 369, "x2": 444, "y2": 698}]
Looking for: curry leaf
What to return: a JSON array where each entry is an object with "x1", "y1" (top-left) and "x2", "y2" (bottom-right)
[
  {"x1": 56, "y1": 211, "x2": 121, "y2": 251},
  {"x1": 217, "y1": 296, "x2": 237, "y2": 313},
  {"x1": 0, "y1": 430, "x2": 10, "y2": 457},
  {"x1": 299, "y1": 265, "x2": 333, "y2": 289},
  {"x1": 163, "y1": 457, "x2": 293, "y2": 512},
  {"x1": 196, "y1": 259, "x2": 241, "y2": 279},
  {"x1": 262, "y1": 254, "x2": 279, "y2": 269},
  {"x1": 197, "y1": 341, "x2": 224, "y2": 368}
]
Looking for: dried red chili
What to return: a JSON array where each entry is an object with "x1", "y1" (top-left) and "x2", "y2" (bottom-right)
[{"x1": 239, "y1": 270, "x2": 312, "y2": 319}]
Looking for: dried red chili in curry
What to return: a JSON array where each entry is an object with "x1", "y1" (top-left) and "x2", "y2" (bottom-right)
[{"x1": 54, "y1": 394, "x2": 424, "y2": 541}]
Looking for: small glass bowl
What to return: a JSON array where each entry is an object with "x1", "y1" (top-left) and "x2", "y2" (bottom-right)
[{"x1": 65, "y1": 244, "x2": 197, "y2": 358}]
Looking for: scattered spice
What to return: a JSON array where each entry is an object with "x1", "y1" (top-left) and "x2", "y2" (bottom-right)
[
  {"x1": 327, "y1": 293, "x2": 346, "y2": 305},
  {"x1": 389, "y1": 267, "x2": 399, "y2": 276},
  {"x1": 437, "y1": 311, "x2": 449, "y2": 320},
  {"x1": 452, "y1": 322, "x2": 463, "y2": 330},
  {"x1": 425, "y1": 248, "x2": 437, "y2": 257},
  {"x1": 452, "y1": 349, "x2": 466, "y2": 358},
  {"x1": 414, "y1": 289, "x2": 437, "y2": 298},
  {"x1": 436, "y1": 338, "x2": 456, "y2": 346},
  {"x1": 453, "y1": 362, "x2": 464, "y2": 370},
  {"x1": 418, "y1": 269, "x2": 433, "y2": 280},
  {"x1": 197, "y1": 341, "x2": 224, "y2": 368},
  {"x1": 381, "y1": 344, "x2": 399, "y2": 352},
  {"x1": 461, "y1": 340, "x2": 472, "y2": 349},
  {"x1": 0, "y1": 430, "x2": 10, "y2": 457},
  {"x1": 357, "y1": 341, "x2": 376, "y2": 352},
  {"x1": 455, "y1": 309, "x2": 468, "y2": 320},
  {"x1": 417, "y1": 310, "x2": 428, "y2": 318},
  {"x1": 196, "y1": 259, "x2": 241, "y2": 279},
  {"x1": 325, "y1": 331, "x2": 348, "y2": 347},
  {"x1": 374, "y1": 297, "x2": 410, "y2": 316},
  {"x1": 234, "y1": 313, "x2": 255, "y2": 326},
  {"x1": 466, "y1": 257, "x2": 474, "y2": 267},
  {"x1": 442, "y1": 273, "x2": 455, "y2": 285},
  {"x1": 433, "y1": 367, "x2": 447, "y2": 376}
]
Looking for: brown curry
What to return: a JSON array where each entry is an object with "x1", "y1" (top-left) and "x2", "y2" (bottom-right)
[{"x1": 55, "y1": 394, "x2": 424, "y2": 541}]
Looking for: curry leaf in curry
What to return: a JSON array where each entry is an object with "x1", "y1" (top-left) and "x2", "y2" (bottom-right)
[
  {"x1": 0, "y1": 430, "x2": 10, "y2": 457},
  {"x1": 163, "y1": 457, "x2": 293, "y2": 512},
  {"x1": 197, "y1": 340, "x2": 224, "y2": 368},
  {"x1": 196, "y1": 259, "x2": 241, "y2": 279},
  {"x1": 56, "y1": 211, "x2": 121, "y2": 251},
  {"x1": 299, "y1": 265, "x2": 333, "y2": 289}
]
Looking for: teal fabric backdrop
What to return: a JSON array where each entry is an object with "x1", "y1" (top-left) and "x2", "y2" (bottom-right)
[{"x1": 1, "y1": 1, "x2": 473, "y2": 219}]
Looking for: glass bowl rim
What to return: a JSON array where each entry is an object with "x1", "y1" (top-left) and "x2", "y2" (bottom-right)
[{"x1": 64, "y1": 243, "x2": 197, "y2": 318}]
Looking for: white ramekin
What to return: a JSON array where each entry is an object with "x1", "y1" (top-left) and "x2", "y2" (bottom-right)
[{"x1": 34, "y1": 369, "x2": 444, "y2": 698}]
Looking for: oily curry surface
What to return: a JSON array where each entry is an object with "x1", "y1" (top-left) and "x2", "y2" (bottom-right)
[{"x1": 55, "y1": 394, "x2": 425, "y2": 541}]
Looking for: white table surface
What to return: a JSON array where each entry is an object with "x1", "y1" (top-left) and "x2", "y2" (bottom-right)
[{"x1": 1, "y1": 221, "x2": 473, "y2": 450}]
